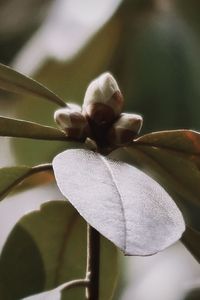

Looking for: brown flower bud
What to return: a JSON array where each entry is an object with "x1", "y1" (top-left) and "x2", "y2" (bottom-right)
[
  {"x1": 54, "y1": 103, "x2": 90, "y2": 141},
  {"x1": 83, "y1": 72, "x2": 124, "y2": 126},
  {"x1": 107, "y1": 113, "x2": 143, "y2": 146}
]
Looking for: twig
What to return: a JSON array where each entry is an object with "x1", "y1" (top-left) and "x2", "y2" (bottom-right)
[
  {"x1": 85, "y1": 224, "x2": 100, "y2": 300},
  {"x1": 60, "y1": 278, "x2": 89, "y2": 292},
  {"x1": 0, "y1": 163, "x2": 53, "y2": 200}
]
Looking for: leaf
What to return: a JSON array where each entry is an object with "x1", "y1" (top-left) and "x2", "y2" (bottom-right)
[
  {"x1": 0, "y1": 116, "x2": 68, "y2": 141},
  {"x1": 0, "y1": 164, "x2": 52, "y2": 201},
  {"x1": 53, "y1": 149, "x2": 185, "y2": 256},
  {"x1": 134, "y1": 130, "x2": 200, "y2": 204},
  {"x1": 182, "y1": 226, "x2": 200, "y2": 263},
  {"x1": 111, "y1": 130, "x2": 200, "y2": 230},
  {"x1": 135, "y1": 130, "x2": 200, "y2": 153},
  {"x1": 0, "y1": 63, "x2": 66, "y2": 107},
  {"x1": 0, "y1": 201, "x2": 118, "y2": 300},
  {"x1": 0, "y1": 225, "x2": 45, "y2": 300},
  {"x1": 109, "y1": 129, "x2": 200, "y2": 262}
]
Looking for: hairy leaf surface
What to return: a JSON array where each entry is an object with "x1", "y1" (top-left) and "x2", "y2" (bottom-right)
[{"x1": 53, "y1": 149, "x2": 185, "y2": 256}]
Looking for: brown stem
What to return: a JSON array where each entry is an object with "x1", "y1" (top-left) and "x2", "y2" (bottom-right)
[
  {"x1": 60, "y1": 278, "x2": 89, "y2": 292},
  {"x1": 0, "y1": 163, "x2": 53, "y2": 201},
  {"x1": 85, "y1": 224, "x2": 100, "y2": 300}
]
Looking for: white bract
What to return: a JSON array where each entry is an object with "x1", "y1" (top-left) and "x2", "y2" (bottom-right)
[{"x1": 53, "y1": 149, "x2": 185, "y2": 256}]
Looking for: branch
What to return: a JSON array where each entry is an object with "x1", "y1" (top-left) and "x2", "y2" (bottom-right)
[
  {"x1": 0, "y1": 163, "x2": 53, "y2": 200},
  {"x1": 60, "y1": 279, "x2": 89, "y2": 292},
  {"x1": 31, "y1": 163, "x2": 53, "y2": 174},
  {"x1": 85, "y1": 224, "x2": 100, "y2": 300}
]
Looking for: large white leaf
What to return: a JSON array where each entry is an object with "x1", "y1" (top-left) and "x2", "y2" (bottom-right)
[{"x1": 53, "y1": 149, "x2": 185, "y2": 256}]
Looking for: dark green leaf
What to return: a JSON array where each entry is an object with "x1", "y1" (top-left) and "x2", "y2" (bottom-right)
[
  {"x1": 0, "y1": 226, "x2": 45, "y2": 300},
  {"x1": 0, "y1": 63, "x2": 66, "y2": 107},
  {"x1": 182, "y1": 226, "x2": 200, "y2": 263},
  {"x1": 0, "y1": 201, "x2": 118, "y2": 300},
  {"x1": 0, "y1": 116, "x2": 68, "y2": 140}
]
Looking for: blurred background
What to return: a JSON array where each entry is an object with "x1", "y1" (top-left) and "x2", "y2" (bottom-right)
[{"x1": 0, "y1": 0, "x2": 200, "y2": 299}]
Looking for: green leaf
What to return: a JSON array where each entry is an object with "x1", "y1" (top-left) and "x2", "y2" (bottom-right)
[
  {"x1": 110, "y1": 130, "x2": 200, "y2": 230},
  {"x1": 0, "y1": 116, "x2": 68, "y2": 141},
  {"x1": 0, "y1": 63, "x2": 66, "y2": 107},
  {"x1": 182, "y1": 226, "x2": 200, "y2": 263},
  {"x1": 0, "y1": 164, "x2": 52, "y2": 201},
  {"x1": 0, "y1": 225, "x2": 45, "y2": 300},
  {"x1": 0, "y1": 201, "x2": 118, "y2": 300}
]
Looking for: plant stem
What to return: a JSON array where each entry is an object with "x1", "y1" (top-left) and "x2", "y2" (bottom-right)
[
  {"x1": 0, "y1": 163, "x2": 53, "y2": 201},
  {"x1": 86, "y1": 224, "x2": 100, "y2": 300},
  {"x1": 60, "y1": 278, "x2": 89, "y2": 292}
]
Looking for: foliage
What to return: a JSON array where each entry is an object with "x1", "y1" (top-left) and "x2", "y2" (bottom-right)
[
  {"x1": 0, "y1": 58, "x2": 198, "y2": 299},
  {"x1": 0, "y1": 1, "x2": 200, "y2": 299}
]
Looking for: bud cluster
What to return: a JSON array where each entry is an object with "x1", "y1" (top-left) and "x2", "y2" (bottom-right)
[{"x1": 54, "y1": 72, "x2": 143, "y2": 148}]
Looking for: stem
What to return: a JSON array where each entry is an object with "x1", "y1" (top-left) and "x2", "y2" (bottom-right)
[
  {"x1": 0, "y1": 163, "x2": 53, "y2": 200},
  {"x1": 85, "y1": 224, "x2": 100, "y2": 300},
  {"x1": 31, "y1": 163, "x2": 53, "y2": 174},
  {"x1": 60, "y1": 279, "x2": 89, "y2": 292}
]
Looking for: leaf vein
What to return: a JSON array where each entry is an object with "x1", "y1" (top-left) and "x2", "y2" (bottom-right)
[{"x1": 99, "y1": 155, "x2": 127, "y2": 252}]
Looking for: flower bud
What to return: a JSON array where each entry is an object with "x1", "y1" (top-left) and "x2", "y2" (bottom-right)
[
  {"x1": 54, "y1": 103, "x2": 90, "y2": 141},
  {"x1": 83, "y1": 72, "x2": 124, "y2": 126},
  {"x1": 107, "y1": 113, "x2": 143, "y2": 146}
]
